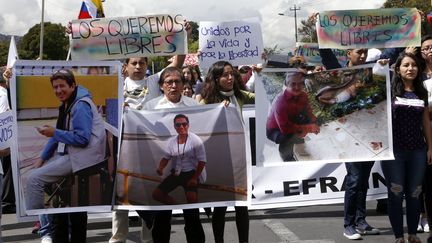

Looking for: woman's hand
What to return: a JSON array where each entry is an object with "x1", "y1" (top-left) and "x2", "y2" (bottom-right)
[{"x1": 405, "y1": 46, "x2": 417, "y2": 55}]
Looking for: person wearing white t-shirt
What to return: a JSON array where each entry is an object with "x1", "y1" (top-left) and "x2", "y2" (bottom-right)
[
  {"x1": 144, "y1": 67, "x2": 204, "y2": 243},
  {"x1": 112, "y1": 56, "x2": 187, "y2": 243},
  {"x1": 144, "y1": 67, "x2": 198, "y2": 110},
  {"x1": 0, "y1": 68, "x2": 9, "y2": 242}
]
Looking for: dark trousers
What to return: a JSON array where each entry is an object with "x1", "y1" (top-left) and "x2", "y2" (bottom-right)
[
  {"x1": 423, "y1": 165, "x2": 432, "y2": 226},
  {"x1": 51, "y1": 212, "x2": 87, "y2": 243},
  {"x1": 1, "y1": 155, "x2": 15, "y2": 211},
  {"x1": 212, "y1": 206, "x2": 249, "y2": 243},
  {"x1": 343, "y1": 161, "x2": 374, "y2": 227},
  {"x1": 150, "y1": 209, "x2": 205, "y2": 243},
  {"x1": 137, "y1": 210, "x2": 155, "y2": 229},
  {"x1": 381, "y1": 149, "x2": 426, "y2": 238}
]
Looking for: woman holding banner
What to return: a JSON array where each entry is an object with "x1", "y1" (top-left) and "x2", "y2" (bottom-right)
[
  {"x1": 381, "y1": 52, "x2": 432, "y2": 243},
  {"x1": 200, "y1": 61, "x2": 254, "y2": 243}
]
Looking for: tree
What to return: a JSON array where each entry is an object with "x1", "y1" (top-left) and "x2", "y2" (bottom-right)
[
  {"x1": 382, "y1": 0, "x2": 432, "y2": 36},
  {"x1": 298, "y1": 15, "x2": 317, "y2": 43},
  {"x1": 19, "y1": 22, "x2": 69, "y2": 60},
  {"x1": 382, "y1": 0, "x2": 431, "y2": 13},
  {"x1": 0, "y1": 41, "x2": 9, "y2": 66}
]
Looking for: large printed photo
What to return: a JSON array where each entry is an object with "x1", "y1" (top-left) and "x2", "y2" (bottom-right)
[
  {"x1": 11, "y1": 60, "x2": 122, "y2": 216},
  {"x1": 255, "y1": 64, "x2": 392, "y2": 165},
  {"x1": 115, "y1": 104, "x2": 249, "y2": 210}
]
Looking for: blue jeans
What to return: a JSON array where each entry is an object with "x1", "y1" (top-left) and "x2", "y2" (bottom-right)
[
  {"x1": 343, "y1": 161, "x2": 374, "y2": 228},
  {"x1": 39, "y1": 214, "x2": 52, "y2": 238},
  {"x1": 381, "y1": 149, "x2": 426, "y2": 238}
]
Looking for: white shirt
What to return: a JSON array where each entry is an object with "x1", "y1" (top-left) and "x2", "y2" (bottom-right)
[
  {"x1": 0, "y1": 85, "x2": 8, "y2": 175},
  {"x1": 143, "y1": 93, "x2": 204, "y2": 181},
  {"x1": 144, "y1": 95, "x2": 199, "y2": 110},
  {"x1": 164, "y1": 132, "x2": 207, "y2": 182},
  {"x1": 424, "y1": 78, "x2": 432, "y2": 107},
  {"x1": 123, "y1": 72, "x2": 161, "y2": 109},
  {"x1": 0, "y1": 86, "x2": 9, "y2": 113}
]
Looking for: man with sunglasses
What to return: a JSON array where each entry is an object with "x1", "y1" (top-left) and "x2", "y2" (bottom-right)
[{"x1": 153, "y1": 113, "x2": 206, "y2": 205}]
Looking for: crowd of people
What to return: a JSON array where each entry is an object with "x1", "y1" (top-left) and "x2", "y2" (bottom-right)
[{"x1": 2, "y1": 8, "x2": 432, "y2": 243}]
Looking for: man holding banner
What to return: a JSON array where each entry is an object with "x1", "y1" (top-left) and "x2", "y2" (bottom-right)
[
  {"x1": 317, "y1": 32, "x2": 382, "y2": 243},
  {"x1": 143, "y1": 67, "x2": 204, "y2": 243}
]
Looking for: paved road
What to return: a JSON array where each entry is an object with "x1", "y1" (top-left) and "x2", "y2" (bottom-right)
[{"x1": 2, "y1": 201, "x2": 430, "y2": 242}]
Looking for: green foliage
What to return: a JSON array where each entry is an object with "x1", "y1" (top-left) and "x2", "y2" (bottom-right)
[
  {"x1": 298, "y1": 15, "x2": 317, "y2": 43},
  {"x1": 310, "y1": 74, "x2": 387, "y2": 124},
  {"x1": 19, "y1": 22, "x2": 68, "y2": 60},
  {"x1": 382, "y1": 0, "x2": 432, "y2": 12},
  {"x1": 148, "y1": 56, "x2": 170, "y2": 73},
  {"x1": 382, "y1": 0, "x2": 432, "y2": 36},
  {"x1": 0, "y1": 41, "x2": 8, "y2": 66}
]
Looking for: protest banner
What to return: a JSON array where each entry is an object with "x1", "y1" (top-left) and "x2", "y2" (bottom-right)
[
  {"x1": 11, "y1": 60, "x2": 122, "y2": 217},
  {"x1": 0, "y1": 110, "x2": 15, "y2": 151},
  {"x1": 255, "y1": 64, "x2": 393, "y2": 165},
  {"x1": 198, "y1": 19, "x2": 264, "y2": 70},
  {"x1": 316, "y1": 8, "x2": 421, "y2": 49},
  {"x1": 295, "y1": 42, "x2": 347, "y2": 66},
  {"x1": 115, "y1": 104, "x2": 249, "y2": 210},
  {"x1": 251, "y1": 162, "x2": 386, "y2": 209},
  {"x1": 70, "y1": 14, "x2": 187, "y2": 60}
]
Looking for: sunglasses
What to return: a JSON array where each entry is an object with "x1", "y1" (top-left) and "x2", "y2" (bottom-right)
[{"x1": 175, "y1": 122, "x2": 188, "y2": 128}]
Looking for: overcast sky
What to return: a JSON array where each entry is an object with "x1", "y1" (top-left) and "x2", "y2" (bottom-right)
[{"x1": 0, "y1": 0, "x2": 385, "y2": 52}]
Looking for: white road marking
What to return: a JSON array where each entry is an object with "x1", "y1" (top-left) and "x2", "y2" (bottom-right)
[{"x1": 262, "y1": 218, "x2": 335, "y2": 243}]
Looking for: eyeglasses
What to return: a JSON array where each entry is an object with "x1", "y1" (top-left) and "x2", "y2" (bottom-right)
[
  {"x1": 164, "y1": 79, "x2": 182, "y2": 86},
  {"x1": 175, "y1": 122, "x2": 188, "y2": 128},
  {"x1": 421, "y1": 46, "x2": 432, "y2": 53}
]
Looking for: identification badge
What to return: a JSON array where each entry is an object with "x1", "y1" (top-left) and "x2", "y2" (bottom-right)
[
  {"x1": 174, "y1": 163, "x2": 182, "y2": 176},
  {"x1": 57, "y1": 142, "x2": 66, "y2": 153}
]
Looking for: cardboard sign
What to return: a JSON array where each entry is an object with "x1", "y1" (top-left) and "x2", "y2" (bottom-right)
[
  {"x1": 71, "y1": 14, "x2": 188, "y2": 60},
  {"x1": 317, "y1": 8, "x2": 420, "y2": 49}
]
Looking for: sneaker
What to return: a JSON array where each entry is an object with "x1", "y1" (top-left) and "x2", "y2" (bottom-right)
[
  {"x1": 418, "y1": 221, "x2": 424, "y2": 233},
  {"x1": 395, "y1": 238, "x2": 406, "y2": 243},
  {"x1": 422, "y1": 218, "x2": 430, "y2": 233},
  {"x1": 344, "y1": 226, "x2": 362, "y2": 240},
  {"x1": 356, "y1": 220, "x2": 380, "y2": 235},
  {"x1": 41, "y1": 235, "x2": 52, "y2": 243},
  {"x1": 407, "y1": 235, "x2": 421, "y2": 243}
]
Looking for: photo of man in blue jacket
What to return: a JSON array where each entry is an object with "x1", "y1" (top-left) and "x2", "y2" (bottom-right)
[{"x1": 25, "y1": 69, "x2": 107, "y2": 211}]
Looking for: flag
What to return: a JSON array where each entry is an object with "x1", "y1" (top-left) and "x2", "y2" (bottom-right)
[
  {"x1": 78, "y1": 0, "x2": 105, "y2": 19},
  {"x1": 7, "y1": 36, "x2": 19, "y2": 68}
]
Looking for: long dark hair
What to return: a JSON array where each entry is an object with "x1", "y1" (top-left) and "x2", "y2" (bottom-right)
[
  {"x1": 201, "y1": 61, "x2": 244, "y2": 104},
  {"x1": 392, "y1": 52, "x2": 428, "y2": 104}
]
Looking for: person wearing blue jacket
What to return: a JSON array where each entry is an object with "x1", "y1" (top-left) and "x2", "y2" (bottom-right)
[
  {"x1": 319, "y1": 48, "x2": 381, "y2": 240},
  {"x1": 25, "y1": 69, "x2": 106, "y2": 242}
]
